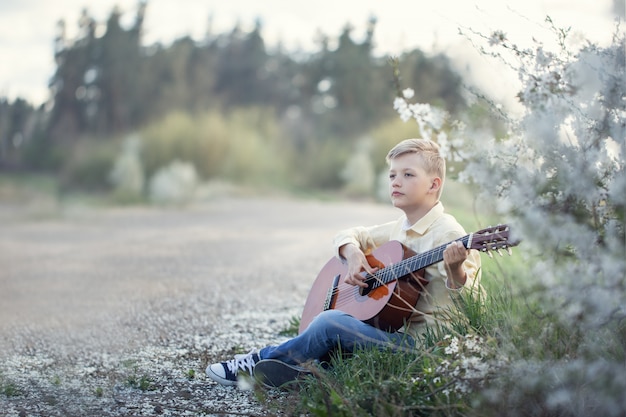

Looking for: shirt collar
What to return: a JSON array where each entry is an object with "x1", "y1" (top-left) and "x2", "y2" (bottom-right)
[{"x1": 404, "y1": 201, "x2": 445, "y2": 235}]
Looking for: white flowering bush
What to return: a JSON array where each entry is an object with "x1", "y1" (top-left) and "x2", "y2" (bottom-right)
[
  {"x1": 464, "y1": 21, "x2": 624, "y2": 329},
  {"x1": 109, "y1": 135, "x2": 145, "y2": 200},
  {"x1": 392, "y1": 87, "x2": 469, "y2": 163},
  {"x1": 390, "y1": 18, "x2": 625, "y2": 417},
  {"x1": 468, "y1": 21, "x2": 624, "y2": 417},
  {"x1": 437, "y1": 334, "x2": 505, "y2": 396},
  {"x1": 409, "y1": 334, "x2": 507, "y2": 404},
  {"x1": 294, "y1": 19, "x2": 624, "y2": 417},
  {"x1": 148, "y1": 160, "x2": 198, "y2": 206}
]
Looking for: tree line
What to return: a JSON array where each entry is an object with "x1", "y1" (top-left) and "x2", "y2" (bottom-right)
[{"x1": 0, "y1": 2, "x2": 468, "y2": 173}]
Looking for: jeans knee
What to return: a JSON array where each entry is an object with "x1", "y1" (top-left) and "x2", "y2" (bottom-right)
[
  {"x1": 309, "y1": 310, "x2": 356, "y2": 336},
  {"x1": 318, "y1": 309, "x2": 348, "y2": 321},
  {"x1": 311, "y1": 309, "x2": 350, "y2": 328}
]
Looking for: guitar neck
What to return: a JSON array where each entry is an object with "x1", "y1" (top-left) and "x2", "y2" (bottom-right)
[{"x1": 370, "y1": 234, "x2": 472, "y2": 289}]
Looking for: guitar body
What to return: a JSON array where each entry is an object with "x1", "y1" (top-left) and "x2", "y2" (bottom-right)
[
  {"x1": 298, "y1": 224, "x2": 518, "y2": 334},
  {"x1": 299, "y1": 241, "x2": 427, "y2": 334}
]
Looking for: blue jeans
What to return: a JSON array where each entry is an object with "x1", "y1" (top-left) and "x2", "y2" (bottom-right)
[{"x1": 259, "y1": 310, "x2": 415, "y2": 365}]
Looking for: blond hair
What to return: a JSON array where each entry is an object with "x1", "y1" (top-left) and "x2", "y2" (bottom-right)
[{"x1": 386, "y1": 138, "x2": 446, "y2": 198}]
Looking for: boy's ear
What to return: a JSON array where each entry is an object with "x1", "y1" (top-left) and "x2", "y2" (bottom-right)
[{"x1": 429, "y1": 177, "x2": 442, "y2": 193}]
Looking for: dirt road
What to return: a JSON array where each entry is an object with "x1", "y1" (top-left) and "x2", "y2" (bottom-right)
[
  {"x1": 0, "y1": 196, "x2": 398, "y2": 416},
  {"x1": 1, "y1": 196, "x2": 398, "y2": 350}
]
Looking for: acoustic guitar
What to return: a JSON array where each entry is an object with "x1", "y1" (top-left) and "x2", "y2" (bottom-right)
[{"x1": 299, "y1": 224, "x2": 518, "y2": 333}]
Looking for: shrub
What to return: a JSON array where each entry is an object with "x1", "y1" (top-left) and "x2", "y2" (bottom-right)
[
  {"x1": 140, "y1": 108, "x2": 291, "y2": 187},
  {"x1": 59, "y1": 138, "x2": 118, "y2": 192},
  {"x1": 291, "y1": 16, "x2": 625, "y2": 417},
  {"x1": 108, "y1": 134, "x2": 145, "y2": 201},
  {"x1": 140, "y1": 111, "x2": 228, "y2": 180},
  {"x1": 460, "y1": 19, "x2": 626, "y2": 417},
  {"x1": 290, "y1": 136, "x2": 352, "y2": 190},
  {"x1": 148, "y1": 160, "x2": 198, "y2": 206}
]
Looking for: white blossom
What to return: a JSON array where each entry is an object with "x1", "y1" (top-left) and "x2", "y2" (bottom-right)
[{"x1": 402, "y1": 88, "x2": 415, "y2": 99}]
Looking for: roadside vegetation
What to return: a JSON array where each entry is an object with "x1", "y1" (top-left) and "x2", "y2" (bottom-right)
[
  {"x1": 0, "y1": 6, "x2": 623, "y2": 417},
  {"x1": 264, "y1": 20, "x2": 625, "y2": 417}
]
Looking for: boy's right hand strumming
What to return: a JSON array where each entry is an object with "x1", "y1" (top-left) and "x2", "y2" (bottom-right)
[{"x1": 339, "y1": 243, "x2": 378, "y2": 288}]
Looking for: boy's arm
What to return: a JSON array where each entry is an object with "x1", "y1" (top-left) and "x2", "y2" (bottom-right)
[
  {"x1": 443, "y1": 241, "x2": 468, "y2": 289},
  {"x1": 338, "y1": 243, "x2": 377, "y2": 288},
  {"x1": 333, "y1": 222, "x2": 396, "y2": 259},
  {"x1": 334, "y1": 222, "x2": 396, "y2": 288}
]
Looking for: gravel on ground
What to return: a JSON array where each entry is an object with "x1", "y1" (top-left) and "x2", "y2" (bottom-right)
[{"x1": 0, "y1": 196, "x2": 398, "y2": 416}]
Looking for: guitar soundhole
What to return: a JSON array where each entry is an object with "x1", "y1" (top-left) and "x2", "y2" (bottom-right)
[{"x1": 358, "y1": 276, "x2": 375, "y2": 296}]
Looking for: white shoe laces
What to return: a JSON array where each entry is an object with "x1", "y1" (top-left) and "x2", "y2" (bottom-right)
[{"x1": 226, "y1": 351, "x2": 257, "y2": 375}]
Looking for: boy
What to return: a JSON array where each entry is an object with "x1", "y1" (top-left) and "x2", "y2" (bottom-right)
[{"x1": 206, "y1": 138, "x2": 481, "y2": 387}]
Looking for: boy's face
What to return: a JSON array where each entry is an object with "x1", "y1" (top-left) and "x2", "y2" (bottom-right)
[{"x1": 388, "y1": 153, "x2": 440, "y2": 213}]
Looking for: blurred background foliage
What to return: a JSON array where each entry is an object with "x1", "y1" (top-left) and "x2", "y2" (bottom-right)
[{"x1": 0, "y1": 3, "x2": 502, "y2": 204}]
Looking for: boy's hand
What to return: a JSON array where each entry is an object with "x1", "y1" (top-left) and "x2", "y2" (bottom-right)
[
  {"x1": 339, "y1": 244, "x2": 378, "y2": 288},
  {"x1": 443, "y1": 241, "x2": 468, "y2": 288}
]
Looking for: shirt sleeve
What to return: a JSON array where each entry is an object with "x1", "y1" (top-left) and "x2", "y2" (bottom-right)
[{"x1": 333, "y1": 221, "x2": 397, "y2": 259}]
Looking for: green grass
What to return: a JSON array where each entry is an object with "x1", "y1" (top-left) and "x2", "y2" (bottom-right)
[
  {"x1": 284, "y1": 291, "x2": 506, "y2": 416},
  {"x1": 124, "y1": 373, "x2": 155, "y2": 392},
  {"x1": 440, "y1": 180, "x2": 489, "y2": 232},
  {"x1": 281, "y1": 254, "x2": 612, "y2": 417},
  {"x1": 300, "y1": 348, "x2": 444, "y2": 417},
  {"x1": 268, "y1": 181, "x2": 539, "y2": 416},
  {"x1": 0, "y1": 377, "x2": 20, "y2": 397},
  {"x1": 272, "y1": 284, "x2": 521, "y2": 416},
  {"x1": 440, "y1": 179, "x2": 528, "y2": 311},
  {"x1": 279, "y1": 316, "x2": 301, "y2": 337},
  {"x1": 0, "y1": 172, "x2": 58, "y2": 199}
]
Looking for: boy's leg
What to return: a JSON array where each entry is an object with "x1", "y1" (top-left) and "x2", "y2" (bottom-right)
[
  {"x1": 207, "y1": 309, "x2": 414, "y2": 386},
  {"x1": 259, "y1": 309, "x2": 414, "y2": 365},
  {"x1": 253, "y1": 359, "x2": 314, "y2": 389}
]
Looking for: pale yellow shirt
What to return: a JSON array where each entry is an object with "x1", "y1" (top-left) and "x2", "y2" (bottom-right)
[{"x1": 333, "y1": 201, "x2": 482, "y2": 338}]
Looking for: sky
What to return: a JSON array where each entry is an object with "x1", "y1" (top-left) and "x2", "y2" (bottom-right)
[{"x1": 0, "y1": 0, "x2": 620, "y2": 108}]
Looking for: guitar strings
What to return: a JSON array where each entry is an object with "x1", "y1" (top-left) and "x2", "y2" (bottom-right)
[
  {"x1": 331, "y1": 235, "x2": 470, "y2": 310},
  {"x1": 363, "y1": 237, "x2": 467, "y2": 288}
]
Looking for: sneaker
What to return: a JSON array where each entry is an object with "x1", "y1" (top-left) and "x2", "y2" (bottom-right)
[
  {"x1": 253, "y1": 359, "x2": 314, "y2": 389},
  {"x1": 206, "y1": 350, "x2": 261, "y2": 386}
]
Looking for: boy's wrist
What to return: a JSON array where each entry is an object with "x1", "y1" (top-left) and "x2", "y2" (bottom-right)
[
  {"x1": 447, "y1": 269, "x2": 467, "y2": 289},
  {"x1": 339, "y1": 243, "x2": 358, "y2": 260}
]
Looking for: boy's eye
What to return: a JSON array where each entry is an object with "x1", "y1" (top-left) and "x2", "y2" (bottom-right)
[{"x1": 389, "y1": 174, "x2": 396, "y2": 180}]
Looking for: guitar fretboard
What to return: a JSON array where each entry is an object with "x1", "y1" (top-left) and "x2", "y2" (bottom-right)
[{"x1": 367, "y1": 234, "x2": 471, "y2": 290}]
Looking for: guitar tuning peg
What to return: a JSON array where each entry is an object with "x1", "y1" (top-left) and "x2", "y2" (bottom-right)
[
  {"x1": 506, "y1": 247, "x2": 513, "y2": 256},
  {"x1": 487, "y1": 251, "x2": 493, "y2": 258},
  {"x1": 497, "y1": 249, "x2": 503, "y2": 257}
]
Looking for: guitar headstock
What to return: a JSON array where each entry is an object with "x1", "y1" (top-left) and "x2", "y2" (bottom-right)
[{"x1": 469, "y1": 224, "x2": 520, "y2": 257}]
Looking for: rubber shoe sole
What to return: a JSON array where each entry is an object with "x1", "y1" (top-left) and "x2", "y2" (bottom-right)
[{"x1": 253, "y1": 359, "x2": 314, "y2": 389}]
